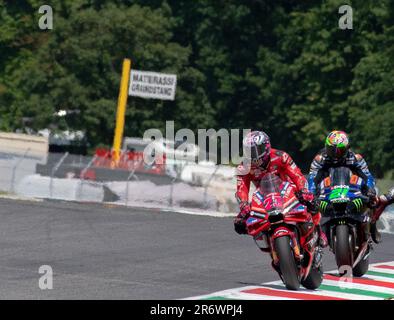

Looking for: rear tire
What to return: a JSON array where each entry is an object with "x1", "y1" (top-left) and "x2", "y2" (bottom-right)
[
  {"x1": 334, "y1": 225, "x2": 354, "y2": 274},
  {"x1": 274, "y1": 236, "x2": 300, "y2": 290},
  {"x1": 353, "y1": 255, "x2": 369, "y2": 277}
]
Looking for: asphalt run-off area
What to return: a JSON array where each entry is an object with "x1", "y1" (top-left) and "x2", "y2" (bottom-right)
[{"x1": 0, "y1": 198, "x2": 393, "y2": 299}]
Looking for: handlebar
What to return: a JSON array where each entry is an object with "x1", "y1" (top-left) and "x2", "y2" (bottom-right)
[
  {"x1": 358, "y1": 194, "x2": 370, "y2": 202},
  {"x1": 358, "y1": 194, "x2": 379, "y2": 208}
]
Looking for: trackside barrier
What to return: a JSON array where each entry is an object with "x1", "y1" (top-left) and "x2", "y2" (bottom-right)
[
  {"x1": 0, "y1": 150, "x2": 392, "y2": 232},
  {"x1": 125, "y1": 159, "x2": 143, "y2": 206},
  {"x1": 169, "y1": 162, "x2": 189, "y2": 207},
  {"x1": 78, "y1": 155, "x2": 98, "y2": 200},
  {"x1": 10, "y1": 148, "x2": 31, "y2": 193},
  {"x1": 0, "y1": 152, "x2": 237, "y2": 212},
  {"x1": 49, "y1": 152, "x2": 69, "y2": 198},
  {"x1": 203, "y1": 165, "x2": 220, "y2": 209}
]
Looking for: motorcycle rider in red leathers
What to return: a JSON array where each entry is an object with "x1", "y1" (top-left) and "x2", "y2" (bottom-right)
[
  {"x1": 233, "y1": 131, "x2": 327, "y2": 247},
  {"x1": 371, "y1": 187, "x2": 394, "y2": 242}
]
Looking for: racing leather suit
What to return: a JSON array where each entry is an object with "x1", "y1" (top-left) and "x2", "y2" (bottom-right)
[
  {"x1": 373, "y1": 188, "x2": 394, "y2": 223},
  {"x1": 308, "y1": 148, "x2": 381, "y2": 243},
  {"x1": 234, "y1": 148, "x2": 326, "y2": 246},
  {"x1": 308, "y1": 148, "x2": 376, "y2": 195},
  {"x1": 236, "y1": 148, "x2": 307, "y2": 203},
  {"x1": 235, "y1": 148, "x2": 320, "y2": 222}
]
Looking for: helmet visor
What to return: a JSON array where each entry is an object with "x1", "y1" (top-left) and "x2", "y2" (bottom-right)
[
  {"x1": 244, "y1": 143, "x2": 270, "y2": 168},
  {"x1": 326, "y1": 145, "x2": 347, "y2": 160},
  {"x1": 244, "y1": 143, "x2": 267, "y2": 160}
]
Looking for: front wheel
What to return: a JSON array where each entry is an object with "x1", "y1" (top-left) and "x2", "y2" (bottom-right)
[
  {"x1": 334, "y1": 225, "x2": 354, "y2": 274},
  {"x1": 274, "y1": 236, "x2": 300, "y2": 290}
]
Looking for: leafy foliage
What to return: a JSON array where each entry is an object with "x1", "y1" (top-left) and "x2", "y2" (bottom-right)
[{"x1": 0, "y1": 0, "x2": 393, "y2": 176}]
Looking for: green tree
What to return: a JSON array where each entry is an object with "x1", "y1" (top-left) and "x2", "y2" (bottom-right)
[
  {"x1": 0, "y1": 0, "x2": 393, "y2": 175},
  {"x1": 0, "y1": 1, "x2": 213, "y2": 146}
]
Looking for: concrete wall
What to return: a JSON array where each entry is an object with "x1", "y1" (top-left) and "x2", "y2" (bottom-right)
[{"x1": 0, "y1": 132, "x2": 48, "y2": 159}]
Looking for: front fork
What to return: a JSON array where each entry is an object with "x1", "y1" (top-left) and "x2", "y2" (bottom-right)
[
  {"x1": 329, "y1": 223, "x2": 357, "y2": 253},
  {"x1": 302, "y1": 227, "x2": 322, "y2": 278},
  {"x1": 270, "y1": 226, "x2": 301, "y2": 267},
  {"x1": 271, "y1": 226, "x2": 322, "y2": 279},
  {"x1": 330, "y1": 222, "x2": 372, "y2": 268}
]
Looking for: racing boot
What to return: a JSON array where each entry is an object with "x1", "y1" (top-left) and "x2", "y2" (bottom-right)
[
  {"x1": 312, "y1": 212, "x2": 328, "y2": 248},
  {"x1": 313, "y1": 246, "x2": 323, "y2": 268},
  {"x1": 318, "y1": 225, "x2": 328, "y2": 248}
]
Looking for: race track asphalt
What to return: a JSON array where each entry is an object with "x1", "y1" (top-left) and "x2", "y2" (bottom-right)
[{"x1": 0, "y1": 198, "x2": 393, "y2": 299}]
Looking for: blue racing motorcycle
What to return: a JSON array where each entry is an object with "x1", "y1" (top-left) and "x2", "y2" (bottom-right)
[{"x1": 317, "y1": 167, "x2": 373, "y2": 277}]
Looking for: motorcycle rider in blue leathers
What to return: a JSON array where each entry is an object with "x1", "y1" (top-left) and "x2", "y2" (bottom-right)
[{"x1": 308, "y1": 131, "x2": 380, "y2": 243}]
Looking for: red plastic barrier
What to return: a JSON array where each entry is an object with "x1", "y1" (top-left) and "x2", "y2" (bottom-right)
[{"x1": 93, "y1": 148, "x2": 166, "y2": 175}]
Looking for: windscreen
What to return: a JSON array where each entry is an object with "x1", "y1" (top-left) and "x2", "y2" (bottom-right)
[
  {"x1": 259, "y1": 174, "x2": 284, "y2": 211},
  {"x1": 329, "y1": 167, "x2": 351, "y2": 186},
  {"x1": 259, "y1": 173, "x2": 282, "y2": 194}
]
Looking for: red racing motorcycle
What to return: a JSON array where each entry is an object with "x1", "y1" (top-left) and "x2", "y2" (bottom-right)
[{"x1": 245, "y1": 174, "x2": 323, "y2": 290}]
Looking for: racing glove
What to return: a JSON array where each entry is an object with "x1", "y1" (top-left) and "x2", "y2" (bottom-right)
[
  {"x1": 237, "y1": 201, "x2": 251, "y2": 219},
  {"x1": 297, "y1": 189, "x2": 314, "y2": 202},
  {"x1": 386, "y1": 187, "x2": 394, "y2": 204},
  {"x1": 296, "y1": 189, "x2": 318, "y2": 214},
  {"x1": 234, "y1": 218, "x2": 247, "y2": 235},
  {"x1": 372, "y1": 187, "x2": 394, "y2": 223},
  {"x1": 233, "y1": 202, "x2": 250, "y2": 235},
  {"x1": 367, "y1": 187, "x2": 378, "y2": 208}
]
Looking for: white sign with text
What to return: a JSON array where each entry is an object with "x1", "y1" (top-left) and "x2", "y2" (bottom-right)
[{"x1": 129, "y1": 70, "x2": 177, "y2": 100}]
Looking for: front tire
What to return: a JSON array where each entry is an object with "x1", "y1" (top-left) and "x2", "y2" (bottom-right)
[
  {"x1": 334, "y1": 225, "x2": 354, "y2": 274},
  {"x1": 275, "y1": 236, "x2": 300, "y2": 290}
]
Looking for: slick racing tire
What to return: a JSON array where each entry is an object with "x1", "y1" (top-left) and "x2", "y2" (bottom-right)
[
  {"x1": 334, "y1": 225, "x2": 354, "y2": 275},
  {"x1": 301, "y1": 265, "x2": 323, "y2": 290},
  {"x1": 353, "y1": 255, "x2": 369, "y2": 277},
  {"x1": 275, "y1": 236, "x2": 300, "y2": 290}
]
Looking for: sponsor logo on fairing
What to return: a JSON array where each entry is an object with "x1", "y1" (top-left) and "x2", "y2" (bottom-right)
[
  {"x1": 247, "y1": 217, "x2": 258, "y2": 224},
  {"x1": 256, "y1": 192, "x2": 264, "y2": 202}
]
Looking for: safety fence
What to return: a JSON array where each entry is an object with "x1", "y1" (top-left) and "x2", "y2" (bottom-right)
[
  {"x1": 0, "y1": 150, "x2": 238, "y2": 213},
  {"x1": 0, "y1": 149, "x2": 393, "y2": 230}
]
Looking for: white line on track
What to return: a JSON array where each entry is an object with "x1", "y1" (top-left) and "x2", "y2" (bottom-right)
[{"x1": 185, "y1": 261, "x2": 394, "y2": 300}]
